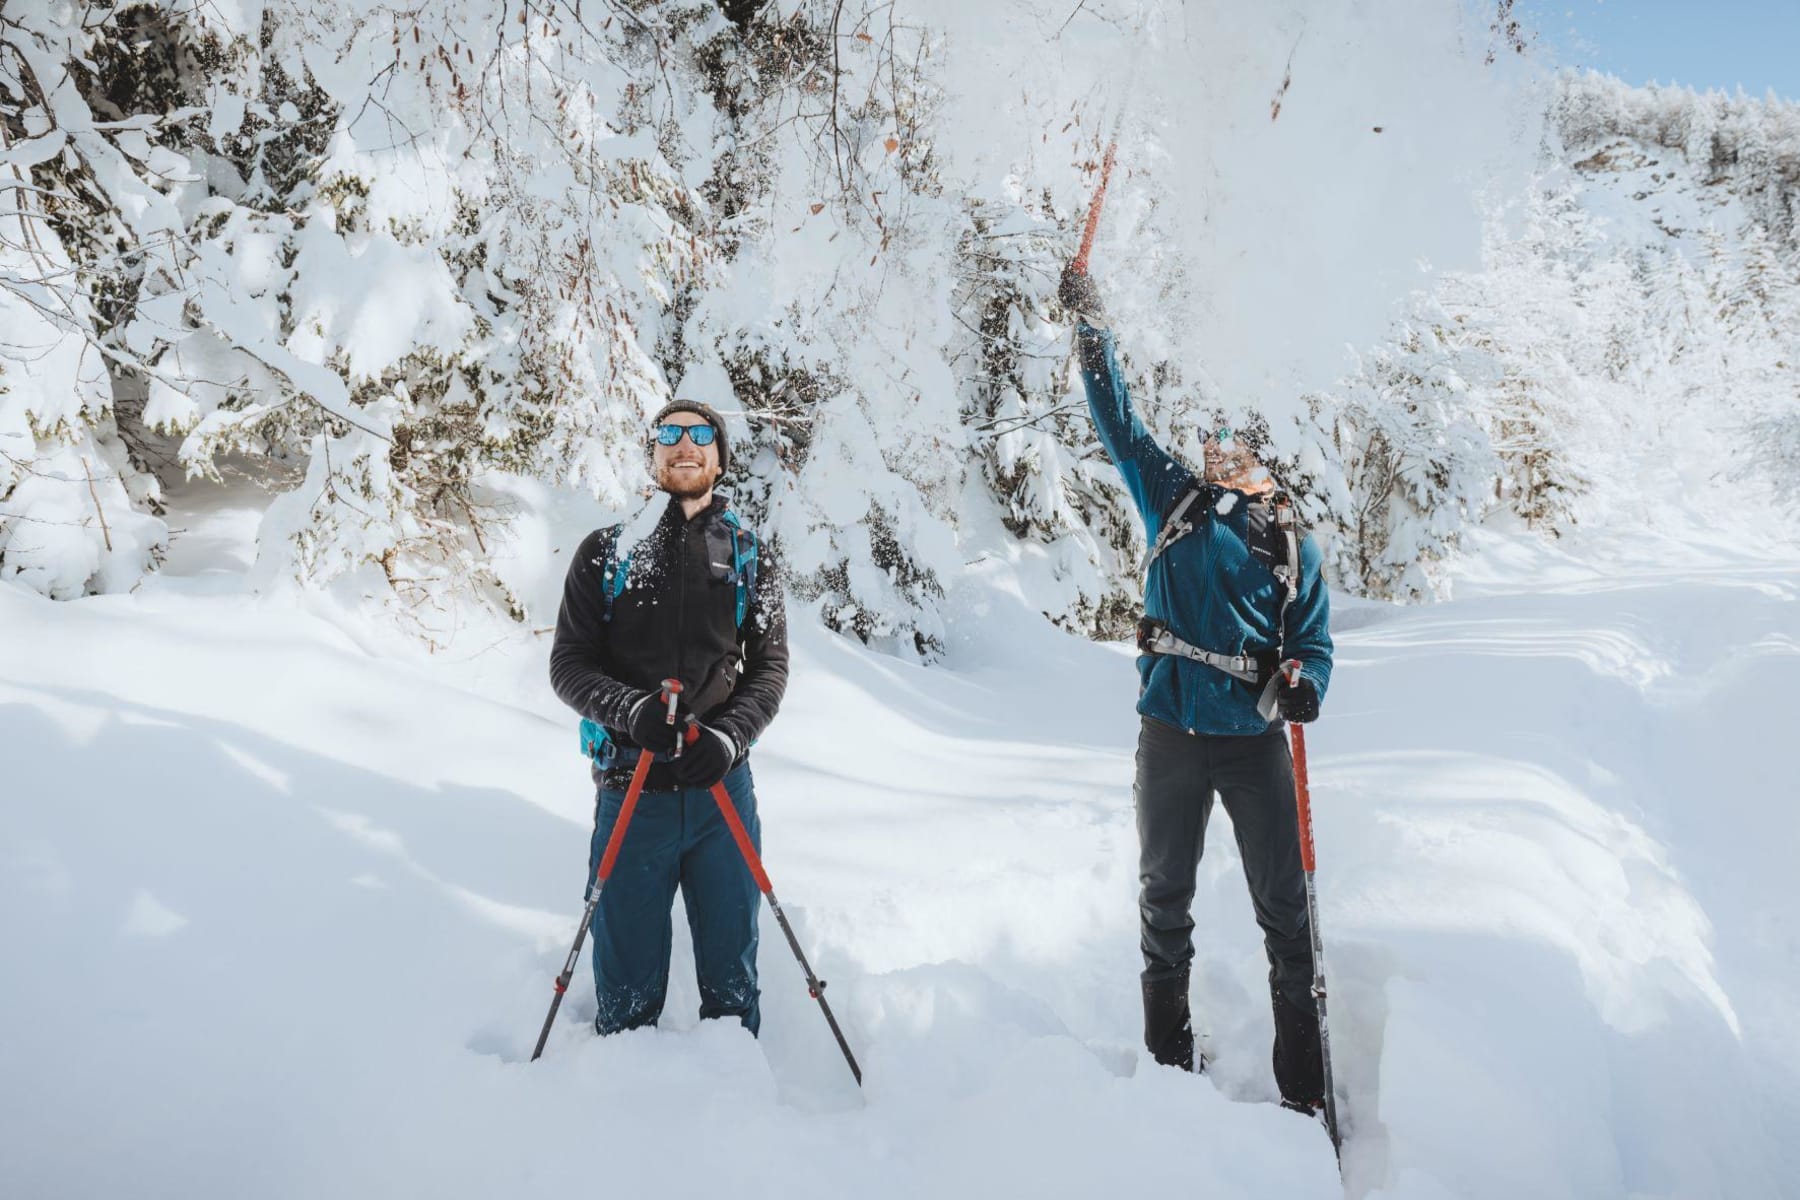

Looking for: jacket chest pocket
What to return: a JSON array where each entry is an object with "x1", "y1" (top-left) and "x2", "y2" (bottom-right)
[
  {"x1": 1198, "y1": 532, "x2": 1278, "y2": 635},
  {"x1": 613, "y1": 585, "x2": 660, "y2": 623},
  {"x1": 700, "y1": 571, "x2": 740, "y2": 630},
  {"x1": 1231, "y1": 555, "x2": 1281, "y2": 602}
]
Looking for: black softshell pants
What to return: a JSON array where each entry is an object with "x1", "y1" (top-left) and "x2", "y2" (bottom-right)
[{"x1": 1135, "y1": 713, "x2": 1317, "y2": 1019}]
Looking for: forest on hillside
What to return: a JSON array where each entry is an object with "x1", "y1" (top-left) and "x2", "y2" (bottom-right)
[{"x1": 4, "y1": 1, "x2": 1797, "y2": 648}]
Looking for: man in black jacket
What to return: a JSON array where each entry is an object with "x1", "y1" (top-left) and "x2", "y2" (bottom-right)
[{"x1": 549, "y1": 399, "x2": 787, "y2": 1036}]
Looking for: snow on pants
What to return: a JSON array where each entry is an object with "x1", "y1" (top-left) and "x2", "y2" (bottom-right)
[
  {"x1": 587, "y1": 760, "x2": 762, "y2": 1036},
  {"x1": 1134, "y1": 715, "x2": 1316, "y2": 1013}
]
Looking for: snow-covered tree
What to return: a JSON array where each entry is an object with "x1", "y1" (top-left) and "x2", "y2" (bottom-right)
[{"x1": 7, "y1": 5, "x2": 1798, "y2": 638}]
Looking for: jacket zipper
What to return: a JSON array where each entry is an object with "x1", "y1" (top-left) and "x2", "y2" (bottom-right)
[
  {"x1": 1190, "y1": 514, "x2": 1216, "y2": 734},
  {"x1": 675, "y1": 516, "x2": 688, "y2": 688}
]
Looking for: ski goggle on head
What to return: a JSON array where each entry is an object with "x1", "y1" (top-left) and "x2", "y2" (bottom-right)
[{"x1": 653, "y1": 422, "x2": 717, "y2": 448}]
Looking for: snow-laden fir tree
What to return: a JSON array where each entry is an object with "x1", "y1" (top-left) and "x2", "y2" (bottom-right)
[{"x1": 6, "y1": 6, "x2": 1799, "y2": 637}]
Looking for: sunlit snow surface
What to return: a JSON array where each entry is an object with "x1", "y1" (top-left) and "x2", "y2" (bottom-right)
[{"x1": 4, "y1": 477, "x2": 1798, "y2": 1199}]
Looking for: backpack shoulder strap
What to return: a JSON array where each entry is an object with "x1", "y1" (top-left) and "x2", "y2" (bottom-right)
[
  {"x1": 718, "y1": 508, "x2": 759, "y2": 629},
  {"x1": 1267, "y1": 491, "x2": 1302, "y2": 641},
  {"x1": 581, "y1": 525, "x2": 629, "y2": 762},
  {"x1": 597, "y1": 525, "x2": 630, "y2": 623},
  {"x1": 1140, "y1": 480, "x2": 1208, "y2": 574},
  {"x1": 1248, "y1": 492, "x2": 1301, "y2": 582},
  {"x1": 1242, "y1": 490, "x2": 1305, "y2": 722}
]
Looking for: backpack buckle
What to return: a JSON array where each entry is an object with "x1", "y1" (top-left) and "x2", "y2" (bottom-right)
[{"x1": 1136, "y1": 616, "x2": 1166, "y2": 654}]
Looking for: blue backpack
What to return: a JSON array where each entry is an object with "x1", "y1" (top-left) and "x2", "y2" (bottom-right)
[{"x1": 577, "y1": 508, "x2": 760, "y2": 766}]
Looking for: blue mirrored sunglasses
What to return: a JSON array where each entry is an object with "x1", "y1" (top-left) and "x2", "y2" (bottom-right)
[{"x1": 653, "y1": 422, "x2": 717, "y2": 447}]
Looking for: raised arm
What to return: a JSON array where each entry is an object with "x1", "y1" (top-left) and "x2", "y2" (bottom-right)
[{"x1": 1061, "y1": 268, "x2": 1194, "y2": 525}]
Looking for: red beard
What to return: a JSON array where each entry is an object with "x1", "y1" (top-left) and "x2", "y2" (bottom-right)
[{"x1": 656, "y1": 459, "x2": 719, "y2": 500}]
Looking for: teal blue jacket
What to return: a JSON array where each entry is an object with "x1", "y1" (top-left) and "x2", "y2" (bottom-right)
[{"x1": 1077, "y1": 322, "x2": 1332, "y2": 735}]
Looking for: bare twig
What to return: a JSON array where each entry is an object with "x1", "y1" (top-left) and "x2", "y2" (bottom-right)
[
  {"x1": 973, "y1": 401, "x2": 1085, "y2": 437},
  {"x1": 1055, "y1": 1, "x2": 1089, "y2": 39},
  {"x1": 81, "y1": 456, "x2": 113, "y2": 551},
  {"x1": 829, "y1": 0, "x2": 847, "y2": 193},
  {"x1": 1270, "y1": 26, "x2": 1305, "y2": 122}
]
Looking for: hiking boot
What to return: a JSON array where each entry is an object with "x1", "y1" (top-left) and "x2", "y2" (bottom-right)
[
  {"x1": 1271, "y1": 986, "x2": 1324, "y2": 1110},
  {"x1": 1142, "y1": 971, "x2": 1197, "y2": 1072}
]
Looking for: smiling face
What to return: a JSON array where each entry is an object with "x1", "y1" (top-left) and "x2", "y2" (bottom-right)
[
  {"x1": 1203, "y1": 431, "x2": 1275, "y2": 495},
  {"x1": 652, "y1": 412, "x2": 722, "y2": 500}
]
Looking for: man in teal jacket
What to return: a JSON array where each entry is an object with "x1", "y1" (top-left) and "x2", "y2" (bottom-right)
[{"x1": 1061, "y1": 265, "x2": 1333, "y2": 1115}]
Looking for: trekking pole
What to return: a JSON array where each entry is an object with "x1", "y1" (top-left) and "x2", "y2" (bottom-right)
[
  {"x1": 530, "y1": 679, "x2": 684, "y2": 1062},
  {"x1": 684, "y1": 729, "x2": 863, "y2": 1086},
  {"x1": 1282, "y1": 660, "x2": 1341, "y2": 1154},
  {"x1": 1070, "y1": 138, "x2": 1117, "y2": 274},
  {"x1": 1071, "y1": 76, "x2": 1134, "y2": 274}
]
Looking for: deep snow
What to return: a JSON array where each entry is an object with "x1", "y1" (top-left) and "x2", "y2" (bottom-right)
[{"x1": 3, "y1": 479, "x2": 1798, "y2": 1199}]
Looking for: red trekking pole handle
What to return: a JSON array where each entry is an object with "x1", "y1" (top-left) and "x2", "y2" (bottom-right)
[
  {"x1": 531, "y1": 678, "x2": 684, "y2": 1061},
  {"x1": 1290, "y1": 721, "x2": 1315, "y2": 872},
  {"x1": 1071, "y1": 139, "x2": 1118, "y2": 274},
  {"x1": 662, "y1": 678, "x2": 684, "y2": 758},
  {"x1": 1281, "y1": 660, "x2": 1317, "y2": 872}
]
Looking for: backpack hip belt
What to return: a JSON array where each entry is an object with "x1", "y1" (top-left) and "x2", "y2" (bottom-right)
[
  {"x1": 1136, "y1": 617, "x2": 1287, "y2": 722},
  {"x1": 1135, "y1": 617, "x2": 1269, "y2": 684}
]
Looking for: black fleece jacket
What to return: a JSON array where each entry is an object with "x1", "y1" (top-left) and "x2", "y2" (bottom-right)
[{"x1": 549, "y1": 494, "x2": 788, "y2": 788}]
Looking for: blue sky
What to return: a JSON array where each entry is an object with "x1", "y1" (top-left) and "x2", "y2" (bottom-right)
[{"x1": 1522, "y1": 0, "x2": 1800, "y2": 101}]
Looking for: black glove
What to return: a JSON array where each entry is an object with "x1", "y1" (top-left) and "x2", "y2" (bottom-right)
[
  {"x1": 1058, "y1": 264, "x2": 1109, "y2": 327},
  {"x1": 670, "y1": 720, "x2": 737, "y2": 789},
  {"x1": 1276, "y1": 675, "x2": 1320, "y2": 724},
  {"x1": 623, "y1": 691, "x2": 683, "y2": 756}
]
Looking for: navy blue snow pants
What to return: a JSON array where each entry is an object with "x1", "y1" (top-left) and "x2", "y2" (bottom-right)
[{"x1": 587, "y1": 760, "x2": 761, "y2": 1036}]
